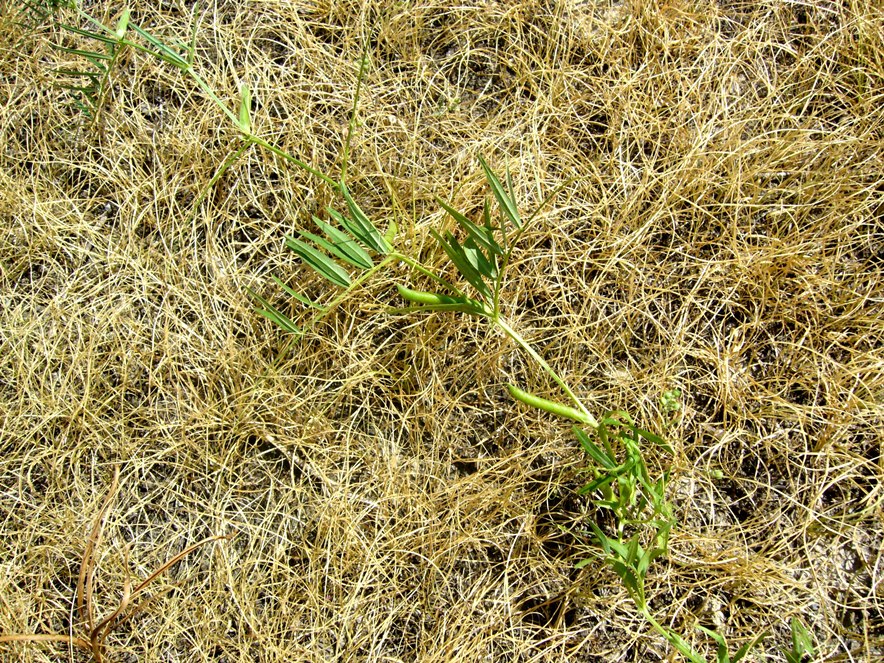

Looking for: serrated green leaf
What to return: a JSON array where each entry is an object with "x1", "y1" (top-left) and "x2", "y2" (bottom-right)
[
  {"x1": 285, "y1": 236, "x2": 351, "y2": 288},
  {"x1": 610, "y1": 560, "x2": 639, "y2": 598},
  {"x1": 479, "y1": 155, "x2": 522, "y2": 229},
  {"x1": 607, "y1": 539, "x2": 629, "y2": 560}
]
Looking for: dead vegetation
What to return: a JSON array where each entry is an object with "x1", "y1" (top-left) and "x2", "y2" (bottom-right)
[{"x1": 1, "y1": 0, "x2": 882, "y2": 661}]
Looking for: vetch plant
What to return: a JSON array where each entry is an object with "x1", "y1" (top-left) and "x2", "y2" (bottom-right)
[{"x1": 12, "y1": 3, "x2": 798, "y2": 660}]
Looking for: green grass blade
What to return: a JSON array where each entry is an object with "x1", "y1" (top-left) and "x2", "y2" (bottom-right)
[
  {"x1": 285, "y1": 236, "x2": 351, "y2": 288},
  {"x1": 633, "y1": 425, "x2": 675, "y2": 454}
]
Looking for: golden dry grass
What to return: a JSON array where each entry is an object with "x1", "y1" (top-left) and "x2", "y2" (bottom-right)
[{"x1": 1, "y1": 0, "x2": 882, "y2": 661}]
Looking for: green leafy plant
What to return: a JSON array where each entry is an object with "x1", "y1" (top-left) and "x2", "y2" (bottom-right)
[{"x1": 13, "y1": 5, "x2": 792, "y2": 661}]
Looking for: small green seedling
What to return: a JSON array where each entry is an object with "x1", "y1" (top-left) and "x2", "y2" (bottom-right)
[{"x1": 784, "y1": 618, "x2": 814, "y2": 663}]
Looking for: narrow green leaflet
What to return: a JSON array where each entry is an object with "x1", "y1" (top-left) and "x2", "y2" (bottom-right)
[
  {"x1": 285, "y1": 235, "x2": 351, "y2": 288},
  {"x1": 436, "y1": 196, "x2": 503, "y2": 257},
  {"x1": 732, "y1": 631, "x2": 769, "y2": 662},
  {"x1": 479, "y1": 155, "x2": 522, "y2": 229},
  {"x1": 574, "y1": 427, "x2": 617, "y2": 469},
  {"x1": 430, "y1": 229, "x2": 492, "y2": 300},
  {"x1": 271, "y1": 276, "x2": 326, "y2": 311},
  {"x1": 312, "y1": 217, "x2": 373, "y2": 269},
  {"x1": 298, "y1": 229, "x2": 370, "y2": 271},
  {"x1": 785, "y1": 618, "x2": 813, "y2": 663},
  {"x1": 341, "y1": 186, "x2": 391, "y2": 255},
  {"x1": 245, "y1": 287, "x2": 301, "y2": 335}
]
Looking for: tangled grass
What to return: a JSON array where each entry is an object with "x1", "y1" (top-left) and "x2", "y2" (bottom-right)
[{"x1": 1, "y1": 0, "x2": 882, "y2": 661}]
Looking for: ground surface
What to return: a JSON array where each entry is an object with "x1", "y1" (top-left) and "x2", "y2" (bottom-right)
[{"x1": 1, "y1": 0, "x2": 882, "y2": 661}]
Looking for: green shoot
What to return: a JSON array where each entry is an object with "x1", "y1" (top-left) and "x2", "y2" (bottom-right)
[{"x1": 784, "y1": 618, "x2": 814, "y2": 663}]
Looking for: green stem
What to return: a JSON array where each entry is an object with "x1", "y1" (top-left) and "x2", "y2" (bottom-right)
[
  {"x1": 640, "y1": 606, "x2": 705, "y2": 663},
  {"x1": 495, "y1": 317, "x2": 597, "y2": 427},
  {"x1": 187, "y1": 142, "x2": 252, "y2": 225}
]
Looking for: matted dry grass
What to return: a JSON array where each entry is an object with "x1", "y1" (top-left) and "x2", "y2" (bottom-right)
[{"x1": 1, "y1": 0, "x2": 882, "y2": 661}]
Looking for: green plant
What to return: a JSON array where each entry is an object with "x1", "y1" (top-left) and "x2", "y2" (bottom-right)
[
  {"x1": 11, "y1": 4, "x2": 785, "y2": 661},
  {"x1": 784, "y1": 618, "x2": 814, "y2": 663}
]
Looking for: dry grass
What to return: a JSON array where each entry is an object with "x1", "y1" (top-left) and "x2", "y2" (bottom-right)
[{"x1": 1, "y1": 0, "x2": 882, "y2": 661}]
